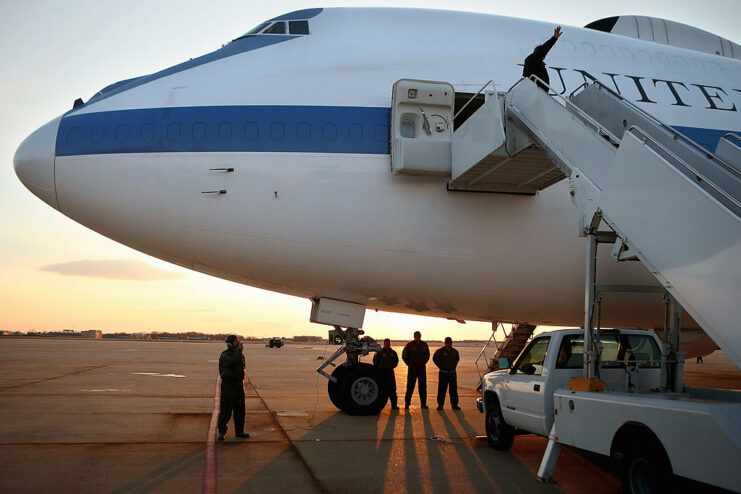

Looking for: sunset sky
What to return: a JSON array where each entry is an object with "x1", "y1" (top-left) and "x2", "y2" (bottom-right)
[{"x1": 1, "y1": 1, "x2": 738, "y2": 341}]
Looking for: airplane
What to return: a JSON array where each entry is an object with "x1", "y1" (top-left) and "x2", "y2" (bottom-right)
[{"x1": 13, "y1": 8, "x2": 741, "y2": 414}]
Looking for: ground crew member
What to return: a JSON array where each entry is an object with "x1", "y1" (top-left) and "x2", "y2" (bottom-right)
[
  {"x1": 373, "y1": 338, "x2": 400, "y2": 410},
  {"x1": 402, "y1": 331, "x2": 430, "y2": 409},
  {"x1": 217, "y1": 335, "x2": 249, "y2": 440},
  {"x1": 433, "y1": 337, "x2": 461, "y2": 410},
  {"x1": 523, "y1": 26, "x2": 562, "y2": 91}
]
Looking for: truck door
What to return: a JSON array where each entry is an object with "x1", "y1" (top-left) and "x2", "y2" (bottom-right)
[{"x1": 502, "y1": 336, "x2": 551, "y2": 435}]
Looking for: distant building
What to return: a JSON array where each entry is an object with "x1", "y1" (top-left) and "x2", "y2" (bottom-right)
[{"x1": 80, "y1": 330, "x2": 103, "y2": 339}]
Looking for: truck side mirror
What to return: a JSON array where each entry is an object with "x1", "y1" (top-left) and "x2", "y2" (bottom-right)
[{"x1": 498, "y1": 357, "x2": 510, "y2": 369}]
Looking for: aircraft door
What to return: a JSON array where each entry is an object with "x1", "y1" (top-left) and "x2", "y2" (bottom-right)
[{"x1": 390, "y1": 79, "x2": 454, "y2": 177}]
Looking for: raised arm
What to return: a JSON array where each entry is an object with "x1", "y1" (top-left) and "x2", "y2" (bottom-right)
[{"x1": 531, "y1": 26, "x2": 562, "y2": 61}]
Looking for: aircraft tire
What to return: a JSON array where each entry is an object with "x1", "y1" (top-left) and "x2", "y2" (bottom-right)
[
  {"x1": 338, "y1": 363, "x2": 388, "y2": 415},
  {"x1": 328, "y1": 364, "x2": 349, "y2": 410}
]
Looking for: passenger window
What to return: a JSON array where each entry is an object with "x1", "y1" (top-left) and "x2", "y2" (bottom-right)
[
  {"x1": 141, "y1": 123, "x2": 154, "y2": 141},
  {"x1": 244, "y1": 122, "x2": 258, "y2": 140},
  {"x1": 296, "y1": 122, "x2": 311, "y2": 140},
  {"x1": 218, "y1": 122, "x2": 232, "y2": 140},
  {"x1": 555, "y1": 335, "x2": 584, "y2": 369},
  {"x1": 115, "y1": 124, "x2": 129, "y2": 142},
  {"x1": 513, "y1": 337, "x2": 550, "y2": 376},
  {"x1": 91, "y1": 125, "x2": 104, "y2": 143},
  {"x1": 270, "y1": 122, "x2": 285, "y2": 140},
  {"x1": 289, "y1": 20, "x2": 310, "y2": 35},
  {"x1": 193, "y1": 122, "x2": 206, "y2": 140},
  {"x1": 323, "y1": 123, "x2": 337, "y2": 141},
  {"x1": 167, "y1": 123, "x2": 181, "y2": 140},
  {"x1": 263, "y1": 22, "x2": 286, "y2": 34}
]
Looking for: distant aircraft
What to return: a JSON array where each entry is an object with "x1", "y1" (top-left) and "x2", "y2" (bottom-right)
[{"x1": 14, "y1": 8, "x2": 740, "y2": 413}]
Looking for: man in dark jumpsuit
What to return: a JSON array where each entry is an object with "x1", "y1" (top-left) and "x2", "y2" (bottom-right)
[
  {"x1": 217, "y1": 335, "x2": 249, "y2": 440},
  {"x1": 402, "y1": 331, "x2": 430, "y2": 409},
  {"x1": 373, "y1": 338, "x2": 400, "y2": 410},
  {"x1": 523, "y1": 26, "x2": 562, "y2": 91},
  {"x1": 433, "y1": 337, "x2": 461, "y2": 410}
]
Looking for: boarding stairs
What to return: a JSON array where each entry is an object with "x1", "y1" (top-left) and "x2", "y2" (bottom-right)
[
  {"x1": 461, "y1": 78, "x2": 741, "y2": 369},
  {"x1": 475, "y1": 323, "x2": 536, "y2": 388}
]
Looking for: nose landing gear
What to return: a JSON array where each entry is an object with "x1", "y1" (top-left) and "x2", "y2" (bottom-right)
[{"x1": 317, "y1": 326, "x2": 388, "y2": 415}]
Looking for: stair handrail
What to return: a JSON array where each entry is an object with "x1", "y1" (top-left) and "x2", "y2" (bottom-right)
[
  {"x1": 573, "y1": 80, "x2": 741, "y2": 180},
  {"x1": 508, "y1": 76, "x2": 621, "y2": 146},
  {"x1": 514, "y1": 76, "x2": 740, "y2": 207},
  {"x1": 475, "y1": 322, "x2": 508, "y2": 379},
  {"x1": 454, "y1": 79, "x2": 495, "y2": 120},
  {"x1": 628, "y1": 125, "x2": 741, "y2": 212},
  {"x1": 723, "y1": 133, "x2": 741, "y2": 147}
]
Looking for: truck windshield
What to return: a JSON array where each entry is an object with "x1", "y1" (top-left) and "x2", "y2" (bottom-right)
[{"x1": 513, "y1": 337, "x2": 551, "y2": 375}]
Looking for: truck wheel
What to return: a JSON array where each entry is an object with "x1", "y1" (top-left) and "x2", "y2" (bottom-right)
[
  {"x1": 328, "y1": 364, "x2": 349, "y2": 410},
  {"x1": 485, "y1": 400, "x2": 515, "y2": 450},
  {"x1": 621, "y1": 441, "x2": 671, "y2": 494},
  {"x1": 339, "y1": 363, "x2": 389, "y2": 415}
]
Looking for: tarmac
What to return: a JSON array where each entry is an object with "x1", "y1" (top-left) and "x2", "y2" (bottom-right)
[{"x1": 0, "y1": 338, "x2": 738, "y2": 493}]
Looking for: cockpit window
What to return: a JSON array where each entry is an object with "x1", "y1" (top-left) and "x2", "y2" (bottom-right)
[
  {"x1": 289, "y1": 20, "x2": 310, "y2": 35},
  {"x1": 263, "y1": 21, "x2": 286, "y2": 34},
  {"x1": 245, "y1": 22, "x2": 271, "y2": 35},
  {"x1": 235, "y1": 18, "x2": 310, "y2": 41}
]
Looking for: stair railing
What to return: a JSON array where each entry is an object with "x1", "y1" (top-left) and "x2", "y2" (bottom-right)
[
  {"x1": 628, "y1": 125, "x2": 740, "y2": 215},
  {"x1": 571, "y1": 80, "x2": 741, "y2": 179},
  {"x1": 723, "y1": 133, "x2": 741, "y2": 147},
  {"x1": 475, "y1": 322, "x2": 509, "y2": 381},
  {"x1": 508, "y1": 76, "x2": 622, "y2": 147},
  {"x1": 453, "y1": 79, "x2": 495, "y2": 121}
]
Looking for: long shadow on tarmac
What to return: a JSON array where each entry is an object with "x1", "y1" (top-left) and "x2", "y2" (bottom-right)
[
  {"x1": 227, "y1": 408, "x2": 561, "y2": 494},
  {"x1": 109, "y1": 447, "x2": 205, "y2": 494}
]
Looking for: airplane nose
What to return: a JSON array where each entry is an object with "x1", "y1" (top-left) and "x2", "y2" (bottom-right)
[{"x1": 13, "y1": 116, "x2": 62, "y2": 210}]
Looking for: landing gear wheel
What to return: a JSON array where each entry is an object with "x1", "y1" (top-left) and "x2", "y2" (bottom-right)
[
  {"x1": 485, "y1": 400, "x2": 515, "y2": 450},
  {"x1": 328, "y1": 364, "x2": 349, "y2": 410},
  {"x1": 338, "y1": 363, "x2": 388, "y2": 415},
  {"x1": 621, "y1": 442, "x2": 671, "y2": 494}
]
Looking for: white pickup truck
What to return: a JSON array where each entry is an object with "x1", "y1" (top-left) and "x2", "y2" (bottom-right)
[{"x1": 477, "y1": 328, "x2": 741, "y2": 493}]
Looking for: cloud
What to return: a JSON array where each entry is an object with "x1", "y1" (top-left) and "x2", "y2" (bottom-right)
[{"x1": 40, "y1": 259, "x2": 188, "y2": 281}]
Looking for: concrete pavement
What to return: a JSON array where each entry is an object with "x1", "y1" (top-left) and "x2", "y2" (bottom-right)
[{"x1": 0, "y1": 338, "x2": 736, "y2": 493}]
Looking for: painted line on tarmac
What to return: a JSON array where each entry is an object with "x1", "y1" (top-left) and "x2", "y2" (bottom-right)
[{"x1": 202, "y1": 374, "x2": 220, "y2": 494}]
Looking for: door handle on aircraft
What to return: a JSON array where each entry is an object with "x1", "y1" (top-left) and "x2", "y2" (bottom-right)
[
  {"x1": 201, "y1": 190, "x2": 227, "y2": 195},
  {"x1": 209, "y1": 167, "x2": 234, "y2": 172}
]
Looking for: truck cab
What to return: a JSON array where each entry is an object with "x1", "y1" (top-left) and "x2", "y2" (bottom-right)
[
  {"x1": 478, "y1": 328, "x2": 741, "y2": 492},
  {"x1": 479, "y1": 329, "x2": 662, "y2": 440}
]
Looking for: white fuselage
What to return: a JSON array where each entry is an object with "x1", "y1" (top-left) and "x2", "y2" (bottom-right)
[{"x1": 15, "y1": 8, "x2": 741, "y2": 328}]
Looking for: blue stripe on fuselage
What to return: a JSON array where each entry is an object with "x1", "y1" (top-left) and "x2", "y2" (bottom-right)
[
  {"x1": 55, "y1": 105, "x2": 737, "y2": 157},
  {"x1": 56, "y1": 106, "x2": 391, "y2": 156}
]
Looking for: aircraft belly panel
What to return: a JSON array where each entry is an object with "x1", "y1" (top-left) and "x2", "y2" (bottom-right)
[{"x1": 54, "y1": 151, "x2": 664, "y2": 327}]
